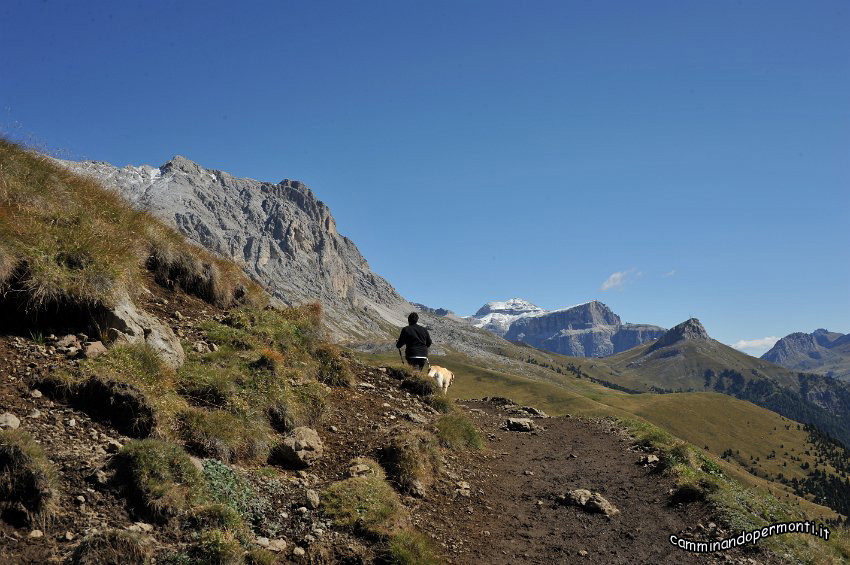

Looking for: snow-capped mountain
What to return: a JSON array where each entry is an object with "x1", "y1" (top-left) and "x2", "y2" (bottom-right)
[{"x1": 467, "y1": 298, "x2": 545, "y2": 336}]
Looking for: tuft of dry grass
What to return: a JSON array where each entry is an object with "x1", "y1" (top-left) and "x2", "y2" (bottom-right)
[
  {"x1": 0, "y1": 429, "x2": 58, "y2": 527},
  {"x1": 378, "y1": 428, "x2": 440, "y2": 496},
  {"x1": 314, "y1": 342, "x2": 353, "y2": 386},
  {"x1": 70, "y1": 529, "x2": 152, "y2": 565},
  {"x1": 436, "y1": 413, "x2": 484, "y2": 450},
  {"x1": 322, "y1": 457, "x2": 407, "y2": 538},
  {"x1": 112, "y1": 439, "x2": 207, "y2": 523}
]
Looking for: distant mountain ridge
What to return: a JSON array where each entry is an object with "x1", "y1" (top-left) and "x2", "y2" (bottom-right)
[
  {"x1": 762, "y1": 329, "x2": 850, "y2": 379},
  {"x1": 469, "y1": 299, "x2": 666, "y2": 357},
  {"x1": 59, "y1": 156, "x2": 412, "y2": 338}
]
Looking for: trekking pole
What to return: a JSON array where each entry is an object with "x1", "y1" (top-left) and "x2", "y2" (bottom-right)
[{"x1": 397, "y1": 347, "x2": 404, "y2": 366}]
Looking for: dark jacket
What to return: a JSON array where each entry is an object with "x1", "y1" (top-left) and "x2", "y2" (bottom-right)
[{"x1": 396, "y1": 323, "x2": 432, "y2": 359}]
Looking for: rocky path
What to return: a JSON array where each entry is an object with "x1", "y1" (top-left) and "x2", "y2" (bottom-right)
[{"x1": 411, "y1": 400, "x2": 780, "y2": 565}]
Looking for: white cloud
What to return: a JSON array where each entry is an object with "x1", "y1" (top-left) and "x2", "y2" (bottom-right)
[
  {"x1": 731, "y1": 336, "x2": 781, "y2": 354},
  {"x1": 600, "y1": 268, "x2": 640, "y2": 291},
  {"x1": 663, "y1": 269, "x2": 676, "y2": 278}
]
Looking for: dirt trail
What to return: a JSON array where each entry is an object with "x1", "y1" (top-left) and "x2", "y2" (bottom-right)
[{"x1": 410, "y1": 400, "x2": 779, "y2": 565}]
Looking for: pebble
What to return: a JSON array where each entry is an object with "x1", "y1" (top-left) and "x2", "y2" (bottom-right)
[
  {"x1": 256, "y1": 536, "x2": 270, "y2": 547},
  {"x1": 268, "y1": 539, "x2": 287, "y2": 552},
  {"x1": 29, "y1": 530, "x2": 43, "y2": 539},
  {"x1": 579, "y1": 549, "x2": 589, "y2": 557},
  {"x1": 30, "y1": 389, "x2": 43, "y2": 399},
  {"x1": 305, "y1": 489, "x2": 320, "y2": 510},
  {"x1": 293, "y1": 546, "x2": 306, "y2": 557},
  {"x1": 63, "y1": 531, "x2": 75, "y2": 541}
]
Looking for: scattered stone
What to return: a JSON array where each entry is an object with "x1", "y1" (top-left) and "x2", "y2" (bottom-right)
[
  {"x1": 505, "y1": 418, "x2": 536, "y2": 432},
  {"x1": 127, "y1": 522, "x2": 154, "y2": 533},
  {"x1": 403, "y1": 412, "x2": 428, "y2": 425},
  {"x1": 27, "y1": 409, "x2": 42, "y2": 419},
  {"x1": 523, "y1": 470, "x2": 534, "y2": 476},
  {"x1": 29, "y1": 529, "x2": 43, "y2": 539},
  {"x1": 56, "y1": 335, "x2": 80, "y2": 349},
  {"x1": 67, "y1": 418, "x2": 77, "y2": 428},
  {"x1": 329, "y1": 425, "x2": 338, "y2": 433},
  {"x1": 209, "y1": 343, "x2": 219, "y2": 352},
  {"x1": 455, "y1": 481, "x2": 471, "y2": 497},
  {"x1": 105, "y1": 439, "x2": 123, "y2": 454},
  {"x1": 293, "y1": 546, "x2": 306, "y2": 557},
  {"x1": 348, "y1": 463, "x2": 374, "y2": 478},
  {"x1": 83, "y1": 341, "x2": 108, "y2": 359},
  {"x1": 305, "y1": 489, "x2": 320, "y2": 510},
  {"x1": 639, "y1": 454, "x2": 660, "y2": 465},
  {"x1": 192, "y1": 341, "x2": 210, "y2": 353},
  {"x1": 75, "y1": 495, "x2": 86, "y2": 505},
  {"x1": 579, "y1": 549, "x2": 589, "y2": 557},
  {"x1": 519, "y1": 405, "x2": 548, "y2": 417},
  {"x1": 268, "y1": 539, "x2": 287, "y2": 552},
  {"x1": 174, "y1": 311, "x2": 184, "y2": 321},
  {"x1": 357, "y1": 382, "x2": 375, "y2": 390},
  {"x1": 63, "y1": 531, "x2": 75, "y2": 541},
  {"x1": 558, "y1": 489, "x2": 620, "y2": 518},
  {"x1": 30, "y1": 389, "x2": 43, "y2": 399},
  {"x1": 256, "y1": 537, "x2": 270, "y2": 548},
  {"x1": 270, "y1": 427, "x2": 324, "y2": 469},
  {"x1": 0, "y1": 412, "x2": 21, "y2": 429}
]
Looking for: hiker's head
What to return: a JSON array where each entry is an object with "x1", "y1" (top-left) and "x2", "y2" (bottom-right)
[{"x1": 408, "y1": 312, "x2": 419, "y2": 325}]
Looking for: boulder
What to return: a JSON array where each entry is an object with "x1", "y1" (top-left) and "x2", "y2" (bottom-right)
[
  {"x1": 304, "y1": 489, "x2": 320, "y2": 510},
  {"x1": 56, "y1": 334, "x2": 80, "y2": 349},
  {"x1": 558, "y1": 488, "x2": 619, "y2": 518},
  {"x1": 505, "y1": 418, "x2": 536, "y2": 432},
  {"x1": 270, "y1": 427, "x2": 324, "y2": 469},
  {"x1": 0, "y1": 412, "x2": 21, "y2": 430},
  {"x1": 101, "y1": 292, "x2": 185, "y2": 369},
  {"x1": 83, "y1": 341, "x2": 108, "y2": 359}
]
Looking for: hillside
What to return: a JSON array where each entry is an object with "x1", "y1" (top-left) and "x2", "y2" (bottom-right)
[
  {"x1": 58, "y1": 156, "x2": 412, "y2": 340},
  {"x1": 763, "y1": 329, "x2": 850, "y2": 380},
  {"x1": 595, "y1": 319, "x2": 850, "y2": 448}
]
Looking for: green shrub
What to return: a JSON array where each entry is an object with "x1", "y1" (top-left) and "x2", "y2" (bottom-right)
[
  {"x1": 70, "y1": 529, "x2": 152, "y2": 565},
  {"x1": 436, "y1": 413, "x2": 484, "y2": 450},
  {"x1": 323, "y1": 458, "x2": 405, "y2": 537},
  {"x1": 202, "y1": 459, "x2": 264, "y2": 528},
  {"x1": 0, "y1": 429, "x2": 58, "y2": 526},
  {"x1": 425, "y1": 394, "x2": 453, "y2": 414},
  {"x1": 245, "y1": 547, "x2": 277, "y2": 565},
  {"x1": 384, "y1": 529, "x2": 440, "y2": 565},
  {"x1": 113, "y1": 439, "x2": 207, "y2": 522}
]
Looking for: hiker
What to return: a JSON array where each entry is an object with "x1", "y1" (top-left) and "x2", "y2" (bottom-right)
[{"x1": 396, "y1": 312, "x2": 432, "y2": 371}]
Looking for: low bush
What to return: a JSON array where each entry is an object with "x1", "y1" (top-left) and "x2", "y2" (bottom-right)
[
  {"x1": 189, "y1": 528, "x2": 244, "y2": 565},
  {"x1": 188, "y1": 503, "x2": 251, "y2": 544}
]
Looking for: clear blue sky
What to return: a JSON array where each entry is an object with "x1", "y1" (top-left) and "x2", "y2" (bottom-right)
[{"x1": 2, "y1": 1, "x2": 848, "y2": 354}]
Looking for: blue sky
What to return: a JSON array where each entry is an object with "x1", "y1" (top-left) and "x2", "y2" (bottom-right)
[{"x1": 2, "y1": 1, "x2": 848, "y2": 354}]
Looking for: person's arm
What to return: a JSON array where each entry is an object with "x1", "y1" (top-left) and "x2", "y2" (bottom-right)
[
  {"x1": 396, "y1": 328, "x2": 406, "y2": 349},
  {"x1": 425, "y1": 329, "x2": 432, "y2": 348}
]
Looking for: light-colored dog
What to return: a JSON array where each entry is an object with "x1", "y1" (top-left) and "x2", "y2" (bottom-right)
[{"x1": 427, "y1": 365, "x2": 454, "y2": 394}]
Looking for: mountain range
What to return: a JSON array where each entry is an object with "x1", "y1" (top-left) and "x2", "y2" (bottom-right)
[
  {"x1": 468, "y1": 298, "x2": 666, "y2": 357},
  {"x1": 762, "y1": 329, "x2": 850, "y2": 380}
]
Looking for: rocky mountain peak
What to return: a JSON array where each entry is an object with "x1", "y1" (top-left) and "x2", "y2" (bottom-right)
[
  {"x1": 648, "y1": 318, "x2": 709, "y2": 352},
  {"x1": 58, "y1": 156, "x2": 410, "y2": 338},
  {"x1": 474, "y1": 298, "x2": 543, "y2": 317}
]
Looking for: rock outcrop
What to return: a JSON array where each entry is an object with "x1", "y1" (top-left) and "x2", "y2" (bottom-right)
[
  {"x1": 502, "y1": 301, "x2": 666, "y2": 357},
  {"x1": 646, "y1": 318, "x2": 709, "y2": 353},
  {"x1": 59, "y1": 157, "x2": 411, "y2": 339}
]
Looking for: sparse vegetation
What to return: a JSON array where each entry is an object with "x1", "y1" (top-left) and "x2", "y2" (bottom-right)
[
  {"x1": 190, "y1": 528, "x2": 244, "y2": 565},
  {"x1": 315, "y1": 342, "x2": 353, "y2": 386},
  {"x1": 436, "y1": 413, "x2": 484, "y2": 450},
  {"x1": 0, "y1": 429, "x2": 58, "y2": 527}
]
